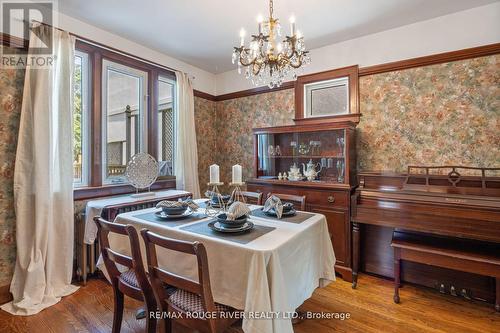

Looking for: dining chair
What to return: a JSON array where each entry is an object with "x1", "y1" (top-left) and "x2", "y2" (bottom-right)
[
  {"x1": 141, "y1": 229, "x2": 240, "y2": 333},
  {"x1": 94, "y1": 217, "x2": 157, "y2": 333},
  {"x1": 240, "y1": 191, "x2": 263, "y2": 205},
  {"x1": 267, "y1": 193, "x2": 307, "y2": 211}
]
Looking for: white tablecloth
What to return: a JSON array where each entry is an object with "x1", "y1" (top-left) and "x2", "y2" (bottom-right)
[
  {"x1": 83, "y1": 189, "x2": 189, "y2": 244},
  {"x1": 98, "y1": 204, "x2": 336, "y2": 333}
]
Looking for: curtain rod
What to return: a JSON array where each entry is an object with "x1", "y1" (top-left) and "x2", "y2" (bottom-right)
[{"x1": 30, "y1": 19, "x2": 195, "y2": 79}]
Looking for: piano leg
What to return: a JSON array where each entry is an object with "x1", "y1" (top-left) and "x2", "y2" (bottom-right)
[
  {"x1": 496, "y1": 278, "x2": 499, "y2": 312},
  {"x1": 352, "y1": 222, "x2": 360, "y2": 289},
  {"x1": 394, "y1": 248, "x2": 401, "y2": 304}
]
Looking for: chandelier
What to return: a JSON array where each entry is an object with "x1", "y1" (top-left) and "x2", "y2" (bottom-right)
[{"x1": 232, "y1": 0, "x2": 310, "y2": 88}]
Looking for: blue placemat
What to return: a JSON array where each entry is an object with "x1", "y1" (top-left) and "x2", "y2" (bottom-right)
[
  {"x1": 250, "y1": 208, "x2": 315, "y2": 224},
  {"x1": 133, "y1": 211, "x2": 207, "y2": 227},
  {"x1": 180, "y1": 219, "x2": 275, "y2": 244}
]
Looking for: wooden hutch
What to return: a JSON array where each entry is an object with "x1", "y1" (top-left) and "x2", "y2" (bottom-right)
[
  {"x1": 247, "y1": 65, "x2": 361, "y2": 281},
  {"x1": 247, "y1": 121, "x2": 357, "y2": 281}
]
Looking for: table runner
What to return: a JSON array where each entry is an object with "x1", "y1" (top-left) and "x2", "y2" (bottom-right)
[
  {"x1": 180, "y1": 220, "x2": 276, "y2": 244},
  {"x1": 133, "y1": 211, "x2": 207, "y2": 227},
  {"x1": 250, "y1": 208, "x2": 315, "y2": 224},
  {"x1": 83, "y1": 189, "x2": 189, "y2": 244}
]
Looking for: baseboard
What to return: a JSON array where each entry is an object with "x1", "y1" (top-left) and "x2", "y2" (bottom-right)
[{"x1": 0, "y1": 284, "x2": 12, "y2": 305}]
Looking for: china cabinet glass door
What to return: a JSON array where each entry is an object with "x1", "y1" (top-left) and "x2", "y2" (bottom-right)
[{"x1": 256, "y1": 129, "x2": 347, "y2": 183}]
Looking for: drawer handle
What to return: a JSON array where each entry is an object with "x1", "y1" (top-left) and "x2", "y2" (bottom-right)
[{"x1": 327, "y1": 196, "x2": 335, "y2": 203}]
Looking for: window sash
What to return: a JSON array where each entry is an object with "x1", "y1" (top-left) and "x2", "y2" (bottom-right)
[
  {"x1": 101, "y1": 59, "x2": 149, "y2": 184},
  {"x1": 73, "y1": 50, "x2": 90, "y2": 188}
]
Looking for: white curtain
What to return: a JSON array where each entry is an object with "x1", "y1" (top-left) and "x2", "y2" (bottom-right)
[
  {"x1": 1, "y1": 25, "x2": 79, "y2": 315},
  {"x1": 174, "y1": 72, "x2": 201, "y2": 198}
]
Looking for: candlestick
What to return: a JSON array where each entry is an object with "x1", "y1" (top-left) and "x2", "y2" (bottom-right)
[
  {"x1": 290, "y1": 16, "x2": 296, "y2": 36},
  {"x1": 209, "y1": 164, "x2": 220, "y2": 184},
  {"x1": 232, "y1": 164, "x2": 242, "y2": 184}
]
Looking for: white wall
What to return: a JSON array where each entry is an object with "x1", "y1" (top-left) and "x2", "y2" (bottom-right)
[
  {"x1": 215, "y1": 2, "x2": 500, "y2": 95},
  {"x1": 56, "y1": 12, "x2": 217, "y2": 95}
]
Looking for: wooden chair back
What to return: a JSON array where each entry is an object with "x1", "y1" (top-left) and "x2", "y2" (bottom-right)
[
  {"x1": 241, "y1": 191, "x2": 263, "y2": 205},
  {"x1": 94, "y1": 217, "x2": 150, "y2": 294},
  {"x1": 140, "y1": 229, "x2": 219, "y2": 332},
  {"x1": 267, "y1": 192, "x2": 307, "y2": 211}
]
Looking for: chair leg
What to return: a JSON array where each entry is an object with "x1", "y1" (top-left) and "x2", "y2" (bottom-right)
[
  {"x1": 393, "y1": 249, "x2": 401, "y2": 304},
  {"x1": 112, "y1": 288, "x2": 124, "y2": 333},
  {"x1": 145, "y1": 298, "x2": 157, "y2": 333},
  {"x1": 146, "y1": 316, "x2": 157, "y2": 333},
  {"x1": 159, "y1": 318, "x2": 172, "y2": 333}
]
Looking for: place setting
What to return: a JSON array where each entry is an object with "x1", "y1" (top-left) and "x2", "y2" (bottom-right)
[
  {"x1": 132, "y1": 198, "x2": 208, "y2": 227},
  {"x1": 250, "y1": 195, "x2": 315, "y2": 224}
]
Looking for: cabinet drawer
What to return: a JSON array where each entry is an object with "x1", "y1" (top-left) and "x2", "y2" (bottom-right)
[
  {"x1": 247, "y1": 184, "x2": 349, "y2": 209},
  {"x1": 304, "y1": 189, "x2": 349, "y2": 208}
]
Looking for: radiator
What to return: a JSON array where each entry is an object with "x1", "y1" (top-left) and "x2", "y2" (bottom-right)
[{"x1": 74, "y1": 199, "x2": 182, "y2": 284}]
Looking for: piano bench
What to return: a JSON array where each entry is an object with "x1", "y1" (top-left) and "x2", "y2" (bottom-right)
[{"x1": 390, "y1": 231, "x2": 500, "y2": 311}]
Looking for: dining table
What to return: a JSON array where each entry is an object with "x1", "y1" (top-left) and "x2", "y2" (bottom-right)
[{"x1": 97, "y1": 200, "x2": 336, "y2": 333}]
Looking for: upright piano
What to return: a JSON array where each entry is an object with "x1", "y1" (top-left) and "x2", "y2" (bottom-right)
[{"x1": 351, "y1": 166, "x2": 500, "y2": 305}]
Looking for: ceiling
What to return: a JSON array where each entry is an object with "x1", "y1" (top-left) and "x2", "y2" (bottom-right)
[{"x1": 58, "y1": 0, "x2": 498, "y2": 74}]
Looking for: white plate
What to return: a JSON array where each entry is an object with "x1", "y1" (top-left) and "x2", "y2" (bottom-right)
[{"x1": 154, "y1": 210, "x2": 193, "y2": 220}]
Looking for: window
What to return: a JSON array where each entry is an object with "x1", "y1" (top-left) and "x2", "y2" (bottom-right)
[
  {"x1": 102, "y1": 59, "x2": 148, "y2": 184},
  {"x1": 157, "y1": 76, "x2": 176, "y2": 177},
  {"x1": 72, "y1": 40, "x2": 178, "y2": 197},
  {"x1": 73, "y1": 50, "x2": 90, "y2": 187}
]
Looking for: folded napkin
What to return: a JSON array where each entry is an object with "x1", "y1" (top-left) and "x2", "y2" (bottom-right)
[
  {"x1": 263, "y1": 195, "x2": 283, "y2": 219},
  {"x1": 226, "y1": 201, "x2": 251, "y2": 220},
  {"x1": 156, "y1": 199, "x2": 199, "y2": 210}
]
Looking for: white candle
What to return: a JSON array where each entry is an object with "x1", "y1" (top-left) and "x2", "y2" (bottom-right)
[
  {"x1": 257, "y1": 15, "x2": 263, "y2": 34},
  {"x1": 239, "y1": 28, "x2": 246, "y2": 46},
  {"x1": 232, "y1": 164, "x2": 242, "y2": 183},
  {"x1": 289, "y1": 16, "x2": 296, "y2": 36},
  {"x1": 210, "y1": 164, "x2": 220, "y2": 183}
]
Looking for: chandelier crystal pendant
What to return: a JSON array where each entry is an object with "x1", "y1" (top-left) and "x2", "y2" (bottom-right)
[{"x1": 232, "y1": 0, "x2": 310, "y2": 88}]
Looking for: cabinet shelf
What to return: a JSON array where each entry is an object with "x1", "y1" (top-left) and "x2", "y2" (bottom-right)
[{"x1": 267, "y1": 155, "x2": 345, "y2": 159}]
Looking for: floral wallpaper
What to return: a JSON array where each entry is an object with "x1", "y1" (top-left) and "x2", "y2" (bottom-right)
[
  {"x1": 1, "y1": 47, "x2": 498, "y2": 291},
  {"x1": 213, "y1": 90, "x2": 295, "y2": 191},
  {"x1": 357, "y1": 54, "x2": 500, "y2": 173},
  {"x1": 194, "y1": 96, "x2": 218, "y2": 191},
  {"x1": 0, "y1": 46, "x2": 25, "y2": 287}
]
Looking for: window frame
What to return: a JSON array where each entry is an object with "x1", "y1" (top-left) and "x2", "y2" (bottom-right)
[
  {"x1": 73, "y1": 40, "x2": 177, "y2": 200},
  {"x1": 101, "y1": 59, "x2": 149, "y2": 184},
  {"x1": 73, "y1": 50, "x2": 91, "y2": 188},
  {"x1": 157, "y1": 75, "x2": 177, "y2": 178}
]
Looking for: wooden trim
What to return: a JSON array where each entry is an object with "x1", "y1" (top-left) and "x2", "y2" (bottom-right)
[
  {"x1": 90, "y1": 49, "x2": 103, "y2": 187},
  {"x1": 252, "y1": 121, "x2": 356, "y2": 134},
  {"x1": 0, "y1": 284, "x2": 12, "y2": 305},
  {"x1": 194, "y1": 90, "x2": 217, "y2": 101},
  {"x1": 217, "y1": 43, "x2": 500, "y2": 100},
  {"x1": 359, "y1": 43, "x2": 500, "y2": 76},
  {"x1": 295, "y1": 65, "x2": 359, "y2": 124},
  {"x1": 215, "y1": 81, "x2": 295, "y2": 101},
  {"x1": 0, "y1": 32, "x2": 28, "y2": 49},
  {"x1": 74, "y1": 178, "x2": 176, "y2": 200}
]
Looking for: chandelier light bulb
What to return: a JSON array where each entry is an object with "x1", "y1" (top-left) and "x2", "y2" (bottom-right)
[{"x1": 257, "y1": 14, "x2": 264, "y2": 23}]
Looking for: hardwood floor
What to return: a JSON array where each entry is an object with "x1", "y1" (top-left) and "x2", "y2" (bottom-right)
[{"x1": 0, "y1": 274, "x2": 498, "y2": 333}]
